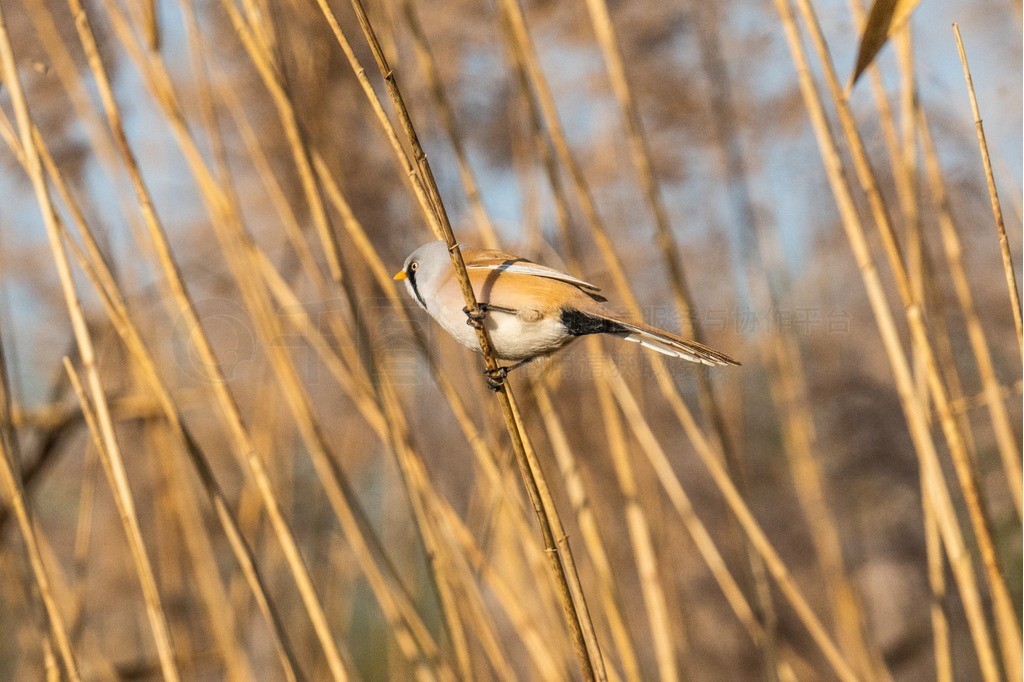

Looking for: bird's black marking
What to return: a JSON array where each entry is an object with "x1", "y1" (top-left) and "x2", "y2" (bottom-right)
[
  {"x1": 407, "y1": 268, "x2": 427, "y2": 310},
  {"x1": 560, "y1": 308, "x2": 628, "y2": 336}
]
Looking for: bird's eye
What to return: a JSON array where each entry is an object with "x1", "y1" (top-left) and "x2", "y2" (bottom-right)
[{"x1": 409, "y1": 262, "x2": 419, "y2": 272}]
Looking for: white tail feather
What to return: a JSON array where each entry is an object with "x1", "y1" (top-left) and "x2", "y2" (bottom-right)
[
  {"x1": 622, "y1": 334, "x2": 717, "y2": 365},
  {"x1": 610, "y1": 321, "x2": 739, "y2": 367}
]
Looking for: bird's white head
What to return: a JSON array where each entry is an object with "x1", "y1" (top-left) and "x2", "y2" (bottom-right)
[{"x1": 393, "y1": 240, "x2": 451, "y2": 312}]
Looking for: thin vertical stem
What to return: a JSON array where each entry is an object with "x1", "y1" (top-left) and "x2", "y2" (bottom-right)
[
  {"x1": 398, "y1": 0, "x2": 501, "y2": 249},
  {"x1": 61, "y1": 358, "x2": 181, "y2": 682},
  {"x1": 0, "y1": 314, "x2": 80, "y2": 682},
  {"x1": 532, "y1": 380, "x2": 643, "y2": 681},
  {"x1": 953, "y1": 24, "x2": 1023, "y2": 358},
  {"x1": 918, "y1": 108, "x2": 1023, "y2": 517},
  {"x1": 589, "y1": 360, "x2": 680, "y2": 682}
]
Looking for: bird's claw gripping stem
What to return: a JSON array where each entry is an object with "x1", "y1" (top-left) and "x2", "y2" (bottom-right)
[
  {"x1": 483, "y1": 366, "x2": 509, "y2": 391},
  {"x1": 464, "y1": 304, "x2": 489, "y2": 329}
]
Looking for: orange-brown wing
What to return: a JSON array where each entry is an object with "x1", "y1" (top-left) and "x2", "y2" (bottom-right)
[
  {"x1": 434, "y1": 266, "x2": 597, "y2": 319},
  {"x1": 461, "y1": 248, "x2": 602, "y2": 294}
]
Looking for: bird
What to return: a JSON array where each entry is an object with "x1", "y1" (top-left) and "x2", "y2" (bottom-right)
[{"x1": 394, "y1": 241, "x2": 739, "y2": 388}]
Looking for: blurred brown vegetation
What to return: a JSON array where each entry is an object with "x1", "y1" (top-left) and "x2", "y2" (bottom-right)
[{"x1": 0, "y1": 0, "x2": 1020, "y2": 679}]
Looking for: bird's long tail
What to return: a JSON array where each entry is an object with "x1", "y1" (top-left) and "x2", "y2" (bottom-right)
[{"x1": 567, "y1": 309, "x2": 739, "y2": 366}]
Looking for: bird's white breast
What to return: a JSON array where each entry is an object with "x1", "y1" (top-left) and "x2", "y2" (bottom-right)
[{"x1": 431, "y1": 306, "x2": 569, "y2": 361}]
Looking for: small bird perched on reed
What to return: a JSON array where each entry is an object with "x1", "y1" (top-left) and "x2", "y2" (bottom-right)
[{"x1": 395, "y1": 241, "x2": 739, "y2": 389}]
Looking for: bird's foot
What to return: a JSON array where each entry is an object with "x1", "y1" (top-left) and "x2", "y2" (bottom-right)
[
  {"x1": 483, "y1": 366, "x2": 509, "y2": 391},
  {"x1": 482, "y1": 357, "x2": 534, "y2": 391},
  {"x1": 463, "y1": 304, "x2": 489, "y2": 329}
]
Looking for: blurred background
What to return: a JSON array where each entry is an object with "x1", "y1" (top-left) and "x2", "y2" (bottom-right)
[{"x1": 0, "y1": 0, "x2": 1020, "y2": 679}]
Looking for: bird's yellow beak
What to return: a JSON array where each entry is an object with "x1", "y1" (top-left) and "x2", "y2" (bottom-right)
[{"x1": 393, "y1": 270, "x2": 407, "y2": 281}]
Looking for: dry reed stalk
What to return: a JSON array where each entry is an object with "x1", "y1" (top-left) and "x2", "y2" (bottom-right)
[
  {"x1": 953, "y1": 25, "x2": 1024, "y2": 358},
  {"x1": 922, "y1": 475, "x2": 954, "y2": 682},
  {"x1": 238, "y1": 0, "x2": 279, "y2": 58},
  {"x1": 337, "y1": 0, "x2": 608, "y2": 676},
  {"x1": 139, "y1": 0, "x2": 160, "y2": 49},
  {"x1": 322, "y1": 229, "x2": 577, "y2": 676},
  {"x1": 42, "y1": 640, "x2": 59, "y2": 682},
  {"x1": 0, "y1": 8, "x2": 181, "y2": 677},
  {"x1": 796, "y1": 0, "x2": 1013, "y2": 549},
  {"x1": 398, "y1": 0, "x2": 501, "y2": 249},
  {"x1": 771, "y1": 0, "x2": 1001, "y2": 677},
  {"x1": 437, "y1": 555, "x2": 519, "y2": 680},
  {"x1": 439, "y1": 510, "x2": 567, "y2": 680},
  {"x1": 536, "y1": 352, "x2": 787, "y2": 673},
  {"x1": 212, "y1": 116, "x2": 371, "y2": 403},
  {"x1": 216, "y1": 83, "x2": 325, "y2": 289},
  {"x1": 532, "y1": 380, "x2": 644, "y2": 682},
  {"x1": 500, "y1": 15, "x2": 578, "y2": 262},
  {"x1": 373, "y1": 386, "x2": 474, "y2": 680},
  {"x1": 892, "y1": 28, "x2": 935, "y2": 458},
  {"x1": 602, "y1": 366, "x2": 822, "y2": 679},
  {"x1": 150, "y1": 421, "x2": 200, "y2": 667},
  {"x1": 33, "y1": 535, "x2": 120, "y2": 679},
  {"x1": 764, "y1": 331, "x2": 888, "y2": 678},
  {"x1": 628, "y1": 351, "x2": 864, "y2": 675},
  {"x1": 374, "y1": 380, "x2": 523, "y2": 681},
  {"x1": 706, "y1": 36, "x2": 885, "y2": 669},
  {"x1": 150, "y1": 425, "x2": 195, "y2": 664},
  {"x1": 148, "y1": 421, "x2": 257, "y2": 681},
  {"x1": 588, "y1": 357, "x2": 680, "y2": 682},
  {"x1": 312, "y1": 255, "x2": 479, "y2": 678},
  {"x1": 68, "y1": 430, "x2": 98, "y2": 636},
  {"x1": 308, "y1": 0, "x2": 441, "y2": 236},
  {"x1": 195, "y1": 180, "x2": 373, "y2": 682},
  {"x1": 503, "y1": 33, "x2": 689, "y2": 673},
  {"x1": 505, "y1": 386, "x2": 608, "y2": 678},
  {"x1": 0, "y1": 323, "x2": 80, "y2": 681},
  {"x1": 430, "y1": 542, "x2": 517, "y2": 680},
  {"x1": 791, "y1": 4, "x2": 1021, "y2": 675},
  {"x1": 384, "y1": 398, "x2": 575, "y2": 678},
  {"x1": 18, "y1": 0, "x2": 142, "y2": 239},
  {"x1": 81, "y1": 2, "x2": 352, "y2": 674},
  {"x1": 919, "y1": 108, "x2": 1022, "y2": 512},
  {"x1": 225, "y1": 58, "x2": 521, "y2": 682},
  {"x1": 580, "y1": 0, "x2": 699, "y2": 342},
  {"x1": 212, "y1": 1, "x2": 345, "y2": 285},
  {"x1": 187, "y1": 124, "x2": 450, "y2": 680},
  {"x1": 60, "y1": 358, "x2": 181, "y2": 681}
]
